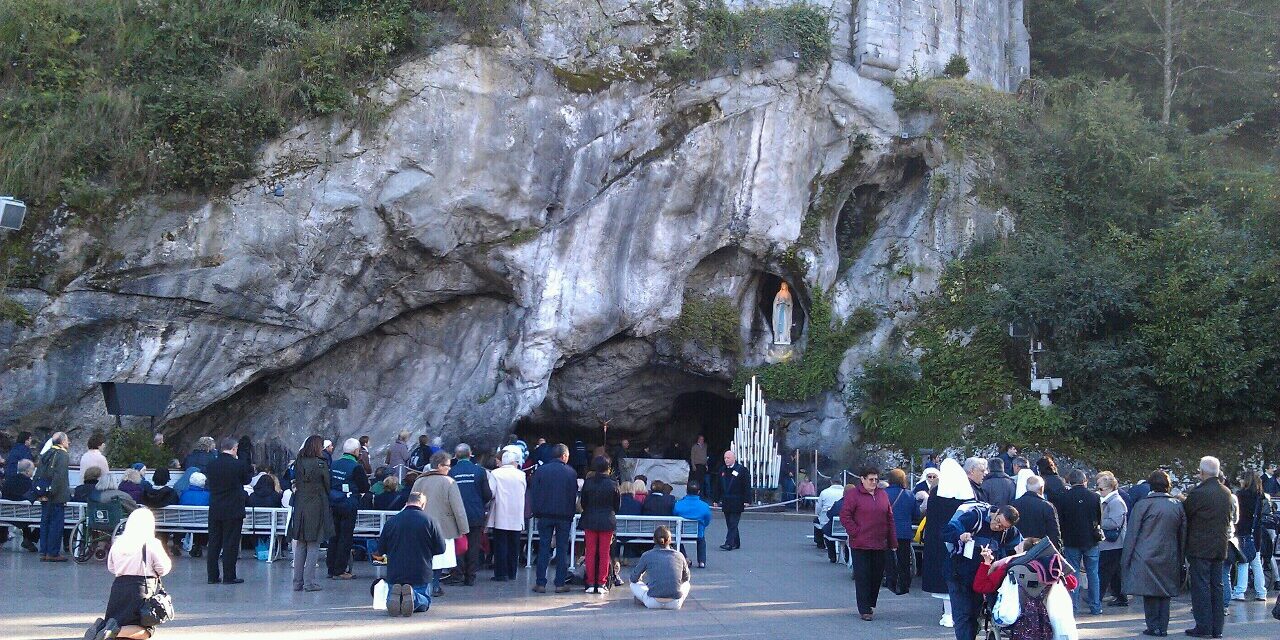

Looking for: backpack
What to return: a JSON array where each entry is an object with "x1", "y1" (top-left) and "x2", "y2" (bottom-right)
[{"x1": 25, "y1": 451, "x2": 55, "y2": 502}]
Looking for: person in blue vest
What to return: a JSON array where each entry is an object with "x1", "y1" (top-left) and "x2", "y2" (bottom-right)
[
  {"x1": 382, "y1": 492, "x2": 447, "y2": 616},
  {"x1": 328, "y1": 438, "x2": 370, "y2": 580},
  {"x1": 715, "y1": 450, "x2": 751, "y2": 551},
  {"x1": 943, "y1": 503, "x2": 1022, "y2": 640},
  {"x1": 447, "y1": 443, "x2": 492, "y2": 586},
  {"x1": 673, "y1": 482, "x2": 713, "y2": 568}
]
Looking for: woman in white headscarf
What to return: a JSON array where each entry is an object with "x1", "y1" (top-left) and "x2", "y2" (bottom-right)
[
  {"x1": 1013, "y1": 468, "x2": 1035, "y2": 499},
  {"x1": 921, "y1": 458, "x2": 972, "y2": 628},
  {"x1": 84, "y1": 507, "x2": 172, "y2": 640}
]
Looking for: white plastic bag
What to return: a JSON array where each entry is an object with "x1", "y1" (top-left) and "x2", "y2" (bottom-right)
[
  {"x1": 372, "y1": 579, "x2": 388, "y2": 610},
  {"x1": 432, "y1": 537, "x2": 457, "y2": 570},
  {"x1": 993, "y1": 573, "x2": 1021, "y2": 627},
  {"x1": 1045, "y1": 583, "x2": 1078, "y2": 640}
]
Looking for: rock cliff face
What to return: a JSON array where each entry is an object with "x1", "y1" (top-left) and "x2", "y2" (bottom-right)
[{"x1": 0, "y1": 0, "x2": 1027, "y2": 457}]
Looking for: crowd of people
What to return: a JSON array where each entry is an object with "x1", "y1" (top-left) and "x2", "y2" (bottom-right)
[
  {"x1": 811, "y1": 445, "x2": 1280, "y2": 639},
  {"x1": 0, "y1": 429, "x2": 747, "y2": 638},
  {"x1": 5, "y1": 430, "x2": 1280, "y2": 639}
]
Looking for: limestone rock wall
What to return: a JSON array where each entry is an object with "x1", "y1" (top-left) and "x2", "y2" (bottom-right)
[{"x1": 0, "y1": 0, "x2": 1027, "y2": 457}]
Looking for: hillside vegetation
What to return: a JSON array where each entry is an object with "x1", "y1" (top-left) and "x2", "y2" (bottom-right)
[{"x1": 856, "y1": 0, "x2": 1280, "y2": 464}]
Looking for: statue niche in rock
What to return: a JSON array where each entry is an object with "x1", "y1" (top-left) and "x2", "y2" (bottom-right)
[{"x1": 772, "y1": 282, "x2": 793, "y2": 346}]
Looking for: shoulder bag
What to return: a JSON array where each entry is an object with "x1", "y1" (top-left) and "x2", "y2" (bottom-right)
[
  {"x1": 139, "y1": 544, "x2": 175, "y2": 627},
  {"x1": 1101, "y1": 494, "x2": 1122, "y2": 542}
]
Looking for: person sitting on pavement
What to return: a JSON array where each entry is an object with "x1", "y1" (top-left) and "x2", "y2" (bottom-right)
[
  {"x1": 629, "y1": 525, "x2": 692, "y2": 610},
  {"x1": 380, "y1": 492, "x2": 446, "y2": 617},
  {"x1": 673, "y1": 482, "x2": 713, "y2": 569}
]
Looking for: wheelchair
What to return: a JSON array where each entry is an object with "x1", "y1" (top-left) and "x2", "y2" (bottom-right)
[{"x1": 71, "y1": 499, "x2": 128, "y2": 563}]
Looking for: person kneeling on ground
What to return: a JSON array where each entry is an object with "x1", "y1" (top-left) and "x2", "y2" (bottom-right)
[
  {"x1": 380, "y1": 492, "x2": 446, "y2": 617},
  {"x1": 629, "y1": 526, "x2": 691, "y2": 610},
  {"x1": 83, "y1": 507, "x2": 172, "y2": 640}
]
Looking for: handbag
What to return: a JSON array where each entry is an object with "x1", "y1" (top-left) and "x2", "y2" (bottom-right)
[
  {"x1": 138, "y1": 545, "x2": 175, "y2": 627},
  {"x1": 1227, "y1": 537, "x2": 1246, "y2": 565},
  {"x1": 913, "y1": 516, "x2": 926, "y2": 544}
]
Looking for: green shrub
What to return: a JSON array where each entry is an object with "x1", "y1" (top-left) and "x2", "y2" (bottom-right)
[
  {"x1": 669, "y1": 294, "x2": 741, "y2": 353},
  {"x1": 0, "y1": 295, "x2": 31, "y2": 326},
  {"x1": 664, "y1": 1, "x2": 832, "y2": 79},
  {"x1": 106, "y1": 426, "x2": 174, "y2": 470},
  {"x1": 943, "y1": 54, "x2": 970, "y2": 78}
]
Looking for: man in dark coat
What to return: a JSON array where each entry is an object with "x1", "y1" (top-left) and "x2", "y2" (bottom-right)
[
  {"x1": 715, "y1": 450, "x2": 751, "y2": 551},
  {"x1": 1059, "y1": 468, "x2": 1103, "y2": 615},
  {"x1": 528, "y1": 444, "x2": 578, "y2": 593},
  {"x1": 34, "y1": 431, "x2": 71, "y2": 562},
  {"x1": 981, "y1": 458, "x2": 1016, "y2": 508},
  {"x1": 996, "y1": 444, "x2": 1018, "y2": 479},
  {"x1": 328, "y1": 438, "x2": 370, "y2": 580},
  {"x1": 1182, "y1": 456, "x2": 1235, "y2": 638},
  {"x1": 1011, "y1": 474, "x2": 1063, "y2": 549},
  {"x1": 381, "y1": 492, "x2": 447, "y2": 615},
  {"x1": 447, "y1": 443, "x2": 492, "y2": 586},
  {"x1": 205, "y1": 437, "x2": 252, "y2": 584}
]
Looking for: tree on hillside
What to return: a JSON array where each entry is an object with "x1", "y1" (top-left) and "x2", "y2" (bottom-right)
[{"x1": 1030, "y1": 0, "x2": 1279, "y2": 132}]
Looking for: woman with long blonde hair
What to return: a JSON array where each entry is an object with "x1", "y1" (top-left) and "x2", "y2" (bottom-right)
[{"x1": 84, "y1": 507, "x2": 172, "y2": 640}]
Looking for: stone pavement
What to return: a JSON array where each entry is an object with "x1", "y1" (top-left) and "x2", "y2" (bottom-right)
[{"x1": 2, "y1": 516, "x2": 1277, "y2": 639}]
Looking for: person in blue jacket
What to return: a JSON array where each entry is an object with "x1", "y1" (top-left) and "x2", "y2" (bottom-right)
[
  {"x1": 381, "y1": 492, "x2": 447, "y2": 616},
  {"x1": 943, "y1": 503, "x2": 1022, "y2": 640},
  {"x1": 674, "y1": 482, "x2": 713, "y2": 568},
  {"x1": 885, "y1": 469, "x2": 919, "y2": 594}
]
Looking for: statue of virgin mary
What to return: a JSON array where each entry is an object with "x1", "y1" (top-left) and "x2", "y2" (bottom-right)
[{"x1": 772, "y1": 282, "x2": 793, "y2": 345}]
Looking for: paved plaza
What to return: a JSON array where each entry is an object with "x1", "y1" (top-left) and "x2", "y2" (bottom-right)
[{"x1": 2, "y1": 516, "x2": 1277, "y2": 640}]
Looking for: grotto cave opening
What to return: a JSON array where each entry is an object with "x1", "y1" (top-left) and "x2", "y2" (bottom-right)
[
  {"x1": 515, "y1": 376, "x2": 742, "y2": 462},
  {"x1": 666, "y1": 390, "x2": 739, "y2": 461}
]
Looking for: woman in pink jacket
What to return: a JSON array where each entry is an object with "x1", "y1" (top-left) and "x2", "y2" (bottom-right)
[
  {"x1": 839, "y1": 465, "x2": 898, "y2": 621},
  {"x1": 84, "y1": 507, "x2": 172, "y2": 640}
]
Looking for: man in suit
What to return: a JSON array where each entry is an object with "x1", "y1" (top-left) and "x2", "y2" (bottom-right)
[
  {"x1": 715, "y1": 450, "x2": 751, "y2": 551},
  {"x1": 205, "y1": 437, "x2": 251, "y2": 584},
  {"x1": 1011, "y1": 474, "x2": 1063, "y2": 549},
  {"x1": 1059, "y1": 468, "x2": 1103, "y2": 614},
  {"x1": 1183, "y1": 456, "x2": 1236, "y2": 638}
]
